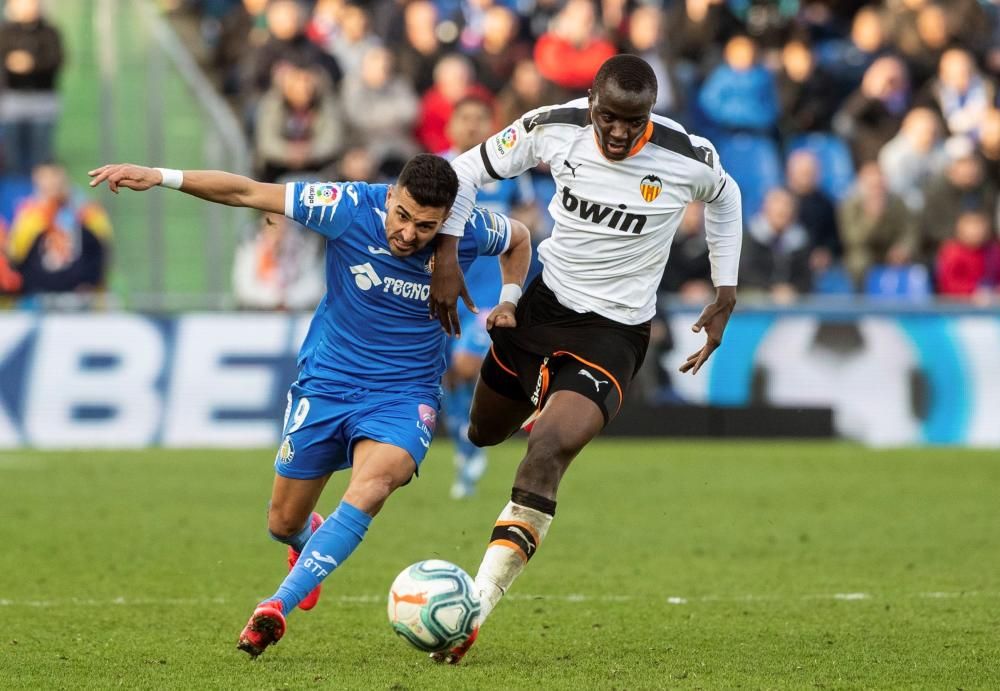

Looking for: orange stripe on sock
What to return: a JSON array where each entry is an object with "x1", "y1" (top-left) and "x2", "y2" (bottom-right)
[
  {"x1": 489, "y1": 538, "x2": 528, "y2": 562},
  {"x1": 552, "y1": 350, "x2": 624, "y2": 416},
  {"x1": 495, "y1": 520, "x2": 540, "y2": 545}
]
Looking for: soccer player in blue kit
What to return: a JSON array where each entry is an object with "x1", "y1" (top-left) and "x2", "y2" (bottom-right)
[
  {"x1": 88, "y1": 154, "x2": 532, "y2": 658},
  {"x1": 441, "y1": 95, "x2": 538, "y2": 499}
]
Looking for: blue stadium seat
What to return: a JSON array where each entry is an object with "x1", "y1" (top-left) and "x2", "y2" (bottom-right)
[
  {"x1": 864, "y1": 265, "x2": 932, "y2": 300},
  {"x1": 813, "y1": 264, "x2": 855, "y2": 295},
  {"x1": 716, "y1": 133, "x2": 783, "y2": 220},
  {"x1": 788, "y1": 133, "x2": 856, "y2": 202},
  {"x1": 0, "y1": 176, "x2": 34, "y2": 225}
]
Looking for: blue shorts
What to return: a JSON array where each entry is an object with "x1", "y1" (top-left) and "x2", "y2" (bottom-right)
[
  {"x1": 448, "y1": 305, "x2": 494, "y2": 362},
  {"x1": 274, "y1": 380, "x2": 441, "y2": 480}
]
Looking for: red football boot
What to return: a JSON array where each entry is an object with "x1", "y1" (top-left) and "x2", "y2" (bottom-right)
[
  {"x1": 237, "y1": 600, "x2": 286, "y2": 658},
  {"x1": 429, "y1": 627, "x2": 479, "y2": 665},
  {"x1": 288, "y1": 512, "x2": 324, "y2": 610}
]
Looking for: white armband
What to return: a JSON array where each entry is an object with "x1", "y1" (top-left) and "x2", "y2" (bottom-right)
[
  {"x1": 499, "y1": 283, "x2": 522, "y2": 306},
  {"x1": 155, "y1": 168, "x2": 184, "y2": 190}
]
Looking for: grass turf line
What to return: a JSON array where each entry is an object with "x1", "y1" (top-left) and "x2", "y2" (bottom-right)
[{"x1": 1, "y1": 441, "x2": 998, "y2": 689}]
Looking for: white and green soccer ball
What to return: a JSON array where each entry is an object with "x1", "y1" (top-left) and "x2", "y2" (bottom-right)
[{"x1": 387, "y1": 560, "x2": 480, "y2": 652}]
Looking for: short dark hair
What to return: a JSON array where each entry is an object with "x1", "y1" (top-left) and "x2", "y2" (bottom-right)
[
  {"x1": 593, "y1": 54, "x2": 657, "y2": 99},
  {"x1": 397, "y1": 154, "x2": 459, "y2": 209}
]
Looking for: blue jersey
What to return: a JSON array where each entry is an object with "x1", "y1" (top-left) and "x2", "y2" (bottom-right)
[{"x1": 285, "y1": 181, "x2": 510, "y2": 396}]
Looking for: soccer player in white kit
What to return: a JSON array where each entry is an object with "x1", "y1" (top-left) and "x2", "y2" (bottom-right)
[{"x1": 428, "y1": 55, "x2": 744, "y2": 663}]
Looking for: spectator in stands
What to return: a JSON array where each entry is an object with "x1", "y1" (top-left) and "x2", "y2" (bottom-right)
[
  {"x1": 496, "y1": 58, "x2": 549, "y2": 127},
  {"x1": 255, "y1": 60, "x2": 344, "y2": 182},
  {"x1": 473, "y1": 6, "x2": 532, "y2": 96},
  {"x1": 918, "y1": 48, "x2": 996, "y2": 140},
  {"x1": 838, "y1": 161, "x2": 917, "y2": 287},
  {"x1": 533, "y1": 0, "x2": 617, "y2": 99},
  {"x1": 878, "y1": 106, "x2": 948, "y2": 212},
  {"x1": 660, "y1": 201, "x2": 712, "y2": 303},
  {"x1": 5, "y1": 161, "x2": 111, "y2": 294},
  {"x1": 0, "y1": 0, "x2": 64, "y2": 175},
  {"x1": 740, "y1": 187, "x2": 813, "y2": 302},
  {"x1": 342, "y1": 45, "x2": 419, "y2": 173},
  {"x1": 820, "y1": 6, "x2": 888, "y2": 93},
  {"x1": 0, "y1": 219, "x2": 22, "y2": 294},
  {"x1": 920, "y1": 135, "x2": 998, "y2": 262},
  {"x1": 335, "y1": 145, "x2": 380, "y2": 182},
  {"x1": 304, "y1": 0, "x2": 342, "y2": 55},
  {"x1": 623, "y1": 5, "x2": 679, "y2": 118},
  {"x1": 666, "y1": 0, "x2": 740, "y2": 83},
  {"x1": 414, "y1": 53, "x2": 491, "y2": 154},
  {"x1": 834, "y1": 55, "x2": 911, "y2": 164},
  {"x1": 242, "y1": 0, "x2": 341, "y2": 108},
  {"x1": 889, "y1": 1, "x2": 951, "y2": 88},
  {"x1": 980, "y1": 108, "x2": 1000, "y2": 191},
  {"x1": 326, "y1": 3, "x2": 381, "y2": 77},
  {"x1": 211, "y1": 0, "x2": 269, "y2": 95},
  {"x1": 786, "y1": 150, "x2": 841, "y2": 273},
  {"x1": 232, "y1": 211, "x2": 325, "y2": 311},
  {"x1": 698, "y1": 35, "x2": 779, "y2": 135},
  {"x1": 394, "y1": 0, "x2": 447, "y2": 95},
  {"x1": 935, "y1": 210, "x2": 1000, "y2": 299},
  {"x1": 776, "y1": 38, "x2": 839, "y2": 139}
]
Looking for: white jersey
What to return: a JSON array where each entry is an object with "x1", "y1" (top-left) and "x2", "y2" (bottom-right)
[{"x1": 444, "y1": 98, "x2": 742, "y2": 325}]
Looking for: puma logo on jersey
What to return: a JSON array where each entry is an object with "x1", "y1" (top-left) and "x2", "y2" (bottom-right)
[
  {"x1": 564, "y1": 160, "x2": 582, "y2": 178},
  {"x1": 561, "y1": 186, "x2": 647, "y2": 234},
  {"x1": 578, "y1": 369, "x2": 609, "y2": 392}
]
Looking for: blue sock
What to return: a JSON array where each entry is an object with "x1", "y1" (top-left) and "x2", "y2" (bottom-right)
[
  {"x1": 268, "y1": 515, "x2": 315, "y2": 553},
  {"x1": 445, "y1": 379, "x2": 479, "y2": 460},
  {"x1": 266, "y1": 501, "x2": 372, "y2": 614}
]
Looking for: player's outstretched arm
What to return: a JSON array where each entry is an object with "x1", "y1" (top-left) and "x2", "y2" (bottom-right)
[
  {"x1": 488, "y1": 219, "x2": 532, "y2": 329},
  {"x1": 88, "y1": 164, "x2": 285, "y2": 214},
  {"x1": 681, "y1": 161, "x2": 743, "y2": 376}
]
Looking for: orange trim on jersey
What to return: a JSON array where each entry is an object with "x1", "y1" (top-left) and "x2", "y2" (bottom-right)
[
  {"x1": 552, "y1": 350, "x2": 624, "y2": 416},
  {"x1": 489, "y1": 539, "x2": 528, "y2": 562},
  {"x1": 495, "y1": 520, "x2": 540, "y2": 545},
  {"x1": 490, "y1": 345, "x2": 518, "y2": 378},
  {"x1": 592, "y1": 120, "x2": 654, "y2": 161}
]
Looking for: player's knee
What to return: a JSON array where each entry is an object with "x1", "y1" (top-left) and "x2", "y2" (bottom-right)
[
  {"x1": 344, "y1": 473, "x2": 404, "y2": 512},
  {"x1": 467, "y1": 420, "x2": 507, "y2": 448},
  {"x1": 267, "y1": 505, "x2": 307, "y2": 540}
]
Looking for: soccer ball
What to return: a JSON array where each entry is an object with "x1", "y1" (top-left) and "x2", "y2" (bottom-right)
[{"x1": 387, "y1": 560, "x2": 480, "y2": 652}]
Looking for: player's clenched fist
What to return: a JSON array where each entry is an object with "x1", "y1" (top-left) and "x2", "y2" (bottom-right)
[
  {"x1": 88, "y1": 164, "x2": 161, "y2": 194},
  {"x1": 486, "y1": 302, "x2": 516, "y2": 329}
]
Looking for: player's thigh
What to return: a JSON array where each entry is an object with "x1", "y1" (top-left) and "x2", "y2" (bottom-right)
[
  {"x1": 268, "y1": 473, "x2": 332, "y2": 536},
  {"x1": 343, "y1": 439, "x2": 418, "y2": 515},
  {"x1": 530, "y1": 389, "x2": 605, "y2": 459},
  {"x1": 347, "y1": 391, "x2": 439, "y2": 474},
  {"x1": 468, "y1": 375, "x2": 537, "y2": 446}
]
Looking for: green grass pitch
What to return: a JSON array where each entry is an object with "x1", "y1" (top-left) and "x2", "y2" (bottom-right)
[{"x1": 2, "y1": 441, "x2": 998, "y2": 689}]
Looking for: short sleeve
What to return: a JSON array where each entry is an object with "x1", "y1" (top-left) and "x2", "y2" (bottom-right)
[
  {"x1": 478, "y1": 111, "x2": 546, "y2": 181},
  {"x1": 468, "y1": 208, "x2": 511, "y2": 257},
  {"x1": 284, "y1": 181, "x2": 364, "y2": 240}
]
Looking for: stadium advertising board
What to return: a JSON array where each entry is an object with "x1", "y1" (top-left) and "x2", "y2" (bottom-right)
[{"x1": 0, "y1": 311, "x2": 997, "y2": 448}]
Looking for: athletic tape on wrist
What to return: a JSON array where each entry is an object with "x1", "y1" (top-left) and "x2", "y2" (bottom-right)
[
  {"x1": 499, "y1": 283, "x2": 522, "y2": 306},
  {"x1": 155, "y1": 168, "x2": 183, "y2": 190}
]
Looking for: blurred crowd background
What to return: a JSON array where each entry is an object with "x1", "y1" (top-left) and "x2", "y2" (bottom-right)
[{"x1": 0, "y1": 0, "x2": 999, "y2": 310}]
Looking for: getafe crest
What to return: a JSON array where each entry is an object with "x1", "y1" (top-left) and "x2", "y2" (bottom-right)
[{"x1": 639, "y1": 174, "x2": 662, "y2": 203}]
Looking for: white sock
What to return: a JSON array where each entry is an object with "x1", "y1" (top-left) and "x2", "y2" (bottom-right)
[{"x1": 474, "y1": 491, "x2": 555, "y2": 624}]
